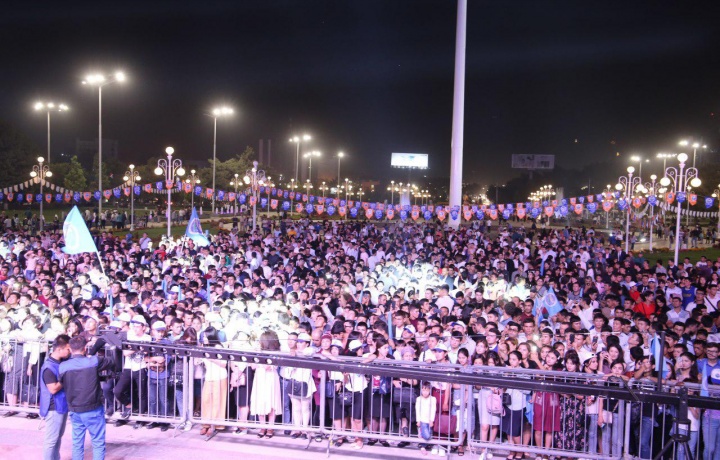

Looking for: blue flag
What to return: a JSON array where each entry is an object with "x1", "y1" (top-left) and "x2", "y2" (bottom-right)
[
  {"x1": 185, "y1": 208, "x2": 210, "y2": 247},
  {"x1": 534, "y1": 287, "x2": 564, "y2": 318},
  {"x1": 62, "y1": 206, "x2": 99, "y2": 254}
]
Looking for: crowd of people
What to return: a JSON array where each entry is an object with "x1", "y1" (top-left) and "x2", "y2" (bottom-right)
[{"x1": 0, "y1": 214, "x2": 718, "y2": 459}]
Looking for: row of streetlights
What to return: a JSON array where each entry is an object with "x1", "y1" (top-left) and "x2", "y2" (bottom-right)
[
  {"x1": 628, "y1": 139, "x2": 707, "y2": 182},
  {"x1": 616, "y1": 152, "x2": 701, "y2": 264}
]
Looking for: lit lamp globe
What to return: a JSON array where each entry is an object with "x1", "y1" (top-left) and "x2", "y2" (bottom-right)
[
  {"x1": 627, "y1": 166, "x2": 635, "y2": 174},
  {"x1": 677, "y1": 153, "x2": 688, "y2": 163},
  {"x1": 690, "y1": 177, "x2": 701, "y2": 188},
  {"x1": 660, "y1": 177, "x2": 671, "y2": 187}
]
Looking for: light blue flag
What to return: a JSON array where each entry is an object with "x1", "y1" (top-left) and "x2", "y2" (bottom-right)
[
  {"x1": 185, "y1": 207, "x2": 210, "y2": 247},
  {"x1": 534, "y1": 287, "x2": 563, "y2": 318},
  {"x1": 62, "y1": 206, "x2": 99, "y2": 254},
  {"x1": 701, "y1": 360, "x2": 709, "y2": 397}
]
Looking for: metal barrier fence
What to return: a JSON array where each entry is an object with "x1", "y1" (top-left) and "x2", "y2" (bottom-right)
[{"x1": 2, "y1": 336, "x2": 719, "y2": 459}]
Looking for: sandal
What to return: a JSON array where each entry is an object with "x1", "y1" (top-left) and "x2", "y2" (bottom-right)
[
  {"x1": 351, "y1": 440, "x2": 363, "y2": 449},
  {"x1": 266, "y1": 429, "x2": 274, "y2": 439},
  {"x1": 257, "y1": 430, "x2": 266, "y2": 438},
  {"x1": 458, "y1": 445, "x2": 465, "y2": 456},
  {"x1": 199, "y1": 426, "x2": 210, "y2": 436},
  {"x1": 334, "y1": 437, "x2": 345, "y2": 447}
]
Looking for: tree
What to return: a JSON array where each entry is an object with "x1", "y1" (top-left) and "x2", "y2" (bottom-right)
[
  {"x1": 198, "y1": 146, "x2": 256, "y2": 191},
  {"x1": 0, "y1": 120, "x2": 42, "y2": 188},
  {"x1": 64, "y1": 155, "x2": 87, "y2": 191}
]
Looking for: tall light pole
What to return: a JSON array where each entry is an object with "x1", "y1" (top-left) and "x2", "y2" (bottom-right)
[
  {"x1": 629, "y1": 155, "x2": 649, "y2": 183},
  {"x1": 123, "y1": 164, "x2": 141, "y2": 231},
  {"x1": 29, "y1": 157, "x2": 51, "y2": 231},
  {"x1": 185, "y1": 169, "x2": 201, "y2": 211},
  {"x1": 319, "y1": 181, "x2": 328, "y2": 199},
  {"x1": 230, "y1": 173, "x2": 240, "y2": 215},
  {"x1": 657, "y1": 153, "x2": 677, "y2": 171},
  {"x1": 448, "y1": 0, "x2": 467, "y2": 230},
  {"x1": 289, "y1": 179, "x2": 296, "y2": 216},
  {"x1": 615, "y1": 166, "x2": 642, "y2": 253},
  {"x1": 304, "y1": 150, "x2": 320, "y2": 182},
  {"x1": 304, "y1": 180, "x2": 313, "y2": 207},
  {"x1": 243, "y1": 161, "x2": 266, "y2": 233},
  {"x1": 603, "y1": 184, "x2": 613, "y2": 229},
  {"x1": 289, "y1": 134, "x2": 312, "y2": 183},
  {"x1": 388, "y1": 180, "x2": 396, "y2": 206},
  {"x1": 659, "y1": 153, "x2": 701, "y2": 264},
  {"x1": 210, "y1": 106, "x2": 233, "y2": 214},
  {"x1": 344, "y1": 178, "x2": 349, "y2": 220},
  {"x1": 679, "y1": 140, "x2": 708, "y2": 169},
  {"x1": 33, "y1": 102, "x2": 68, "y2": 164},
  {"x1": 154, "y1": 147, "x2": 185, "y2": 237},
  {"x1": 337, "y1": 151, "x2": 345, "y2": 196},
  {"x1": 82, "y1": 71, "x2": 126, "y2": 221},
  {"x1": 641, "y1": 175, "x2": 658, "y2": 252}
]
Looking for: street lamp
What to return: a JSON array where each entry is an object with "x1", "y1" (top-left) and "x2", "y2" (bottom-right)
[
  {"x1": 304, "y1": 150, "x2": 320, "y2": 182},
  {"x1": 319, "y1": 181, "x2": 329, "y2": 199},
  {"x1": 154, "y1": 147, "x2": 185, "y2": 237},
  {"x1": 82, "y1": 71, "x2": 126, "y2": 220},
  {"x1": 289, "y1": 134, "x2": 312, "y2": 183},
  {"x1": 679, "y1": 140, "x2": 708, "y2": 169},
  {"x1": 29, "y1": 157, "x2": 51, "y2": 231},
  {"x1": 289, "y1": 179, "x2": 297, "y2": 216},
  {"x1": 659, "y1": 153, "x2": 701, "y2": 264},
  {"x1": 657, "y1": 153, "x2": 677, "y2": 171},
  {"x1": 185, "y1": 169, "x2": 201, "y2": 210},
  {"x1": 344, "y1": 178, "x2": 350, "y2": 220},
  {"x1": 388, "y1": 180, "x2": 397, "y2": 206},
  {"x1": 615, "y1": 166, "x2": 642, "y2": 253},
  {"x1": 337, "y1": 151, "x2": 345, "y2": 196},
  {"x1": 230, "y1": 173, "x2": 241, "y2": 215},
  {"x1": 304, "y1": 179, "x2": 313, "y2": 202},
  {"x1": 122, "y1": 164, "x2": 141, "y2": 230},
  {"x1": 641, "y1": 175, "x2": 658, "y2": 251},
  {"x1": 604, "y1": 184, "x2": 613, "y2": 229},
  {"x1": 629, "y1": 155, "x2": 650, "y2": 182},
  {"x1": 210, "y1": 106, "x2": 233, "y2": 214},
  {"x1": 243, "y1": 160, "x2": 266, "y2": 233},
  {"x1": 34, "y1": 102, "x2": 69, "y2": 164}
]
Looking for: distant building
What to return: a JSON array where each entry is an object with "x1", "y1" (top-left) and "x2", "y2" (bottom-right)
[{"x1": 75, "y1": 138, "x2": 119, "y2": 166}]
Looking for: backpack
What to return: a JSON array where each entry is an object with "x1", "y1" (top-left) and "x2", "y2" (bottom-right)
[{"x1": 486, "y1": 392, "x2": 505, "y2": 416}]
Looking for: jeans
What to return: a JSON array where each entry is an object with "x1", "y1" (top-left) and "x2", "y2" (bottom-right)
[
  {"x1": 703, "y1": 415, "x2": 720, "y2": 460},
  {"x1": 175, "y1": 389, "x2": 184, "y2": 418},
  {"x1": 43, "y1": 410, "x2": 68, "y2": 460},
  {"x1": 148, "y1": 378, "x2": 168, "y2": 417},
  {"x1": 281, "y1": 378, "x2": 292, "y2": 424},
  {"x1": 674, "y1": 427, "x2": 698, "y2": 460},
  {"x1": 586, "y1": 413, "x2": 598, "y2": 454},
  {"x1": 601, "y1": 411, "x2": 624, "y2": 458},
  {"x1": 639, "y1": 415, "x2": 657, "y2": 459},
  {"x1": 70, "y1": 406, "x2": 106, "y2": 460},
  {"x1": 419, "y1": 422, "x2": 432, "y2": 448}
]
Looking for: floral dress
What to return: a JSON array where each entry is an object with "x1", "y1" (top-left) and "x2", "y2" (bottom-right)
[{"x1": 553, "y1": 394, "x2": 586, "y2": 451}]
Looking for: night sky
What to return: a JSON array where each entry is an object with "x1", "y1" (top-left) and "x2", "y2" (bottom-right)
[{"x1": 1, "y1": 0, "x2": 719, "y2": 185}]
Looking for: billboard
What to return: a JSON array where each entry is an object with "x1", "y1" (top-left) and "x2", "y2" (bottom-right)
[
  {"x1": 511, "y1": 154, "x2": 555, "y2": 170},
  {"x1": 391, "y1": 153, "x2": 429, "y2": 169}
]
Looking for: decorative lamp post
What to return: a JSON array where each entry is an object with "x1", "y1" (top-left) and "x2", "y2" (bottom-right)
[
  {"x1": 209, "y1": 106, "x2": 233, "y2": 214},
  {"x1": 82, "y1": 71, "x2": 126, "y2": 219},
  {"x1": 657, "y1": 152, "x2": 677, "y2": 171},
  {"x1": 122, "y1": 164, "x2": 141, "y2": 230},
  {"x1": 641, "y1": 175, "x2": 659, "y2": 252},
  {"x1": 289, "y1": 179, "x2": 296, "y2": 216},
  {"x1": 604, "y1": 184, "x2": 613, "y2": 229},
  {"x1": 29, "y1": 157, "x2": 52, "y2": 231},
  {"x1": 184, "y1": 169, "x2": 201, "y2": 210},
  {"x1": 659, "y1": 153, "x2": 701, "y2": 264},
  {"x1": 229, "y1": 173, "x2": 241, "y2": 215},
  {"x1": 34, "y1": 102, "x2": 69, "y2": 164},
  {"x1": 712, "y1": 184, "x2": 720, "y2": 239},
  {"x1": 154, "y1": 147, "x2": 185, "y2": 237},
  {"x1": 243, "y1": 161, "x2": 266, "y2": 233},
  {"x1": 615, "y1": 166, "x2": 642, "y2": 253}
]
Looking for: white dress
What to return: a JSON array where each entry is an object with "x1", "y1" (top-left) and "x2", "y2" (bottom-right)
[{"x1": 250, "y1": 364, "x2": 282, "y2": 416}]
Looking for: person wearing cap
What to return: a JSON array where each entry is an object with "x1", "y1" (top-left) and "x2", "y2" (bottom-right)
[
  {"x1": 113, "y1": 315, "x2": 150, "y2": 427},
  {"x1": 146, "y1": 322, "x2": 171, "y2": 431}
]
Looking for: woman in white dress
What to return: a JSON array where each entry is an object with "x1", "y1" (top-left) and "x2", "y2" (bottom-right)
[{"x1": 250, "y1": 330, "x2": 282, "y2": 438}]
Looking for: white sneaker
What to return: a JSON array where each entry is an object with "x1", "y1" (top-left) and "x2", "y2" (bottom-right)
[
  {"x1": 478, "y1": 451, "x2": 487, "y2": 460},
  {"x1": 437, "y1": 446, "x2": 446, "y2": 457},
  {"x1": 431, "y1": 446, "x2": 440, "y2": 455}
]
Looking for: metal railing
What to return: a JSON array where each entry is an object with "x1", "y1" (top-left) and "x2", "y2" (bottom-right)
[{"x1": 3, "y1": 335, "x2": 719, "y2": 459}]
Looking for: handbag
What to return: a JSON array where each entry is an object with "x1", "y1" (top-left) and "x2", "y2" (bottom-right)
[
  {"x1": 373, "y1": 375, "x2": 391, "y2": 394},
  {"x1": 502, "y1": 392, "x2": 512, "y2": 407},
  {"x1": 433, "y1": 411, "x2": 458, "y2": 436},
  {"x1": 325, "y1": 379, "x2": 337, "y2": 399},
  {"x1": 290, "y1": 379, "x2": 309, "y2": 397},
  {"x1": 339, "y1": 391, "x2": 354, "y2": 406},
  {"x1": 392, "y1": 386, "x2": 418, "y2": 404}
]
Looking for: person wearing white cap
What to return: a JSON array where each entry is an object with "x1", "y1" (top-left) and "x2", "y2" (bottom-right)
[
  {"x1": 113, "y1": 315, "x2": 150, "y2": 427},
  {"x1": 287, "y1": 333, "x2": 316, "y2": 439}
]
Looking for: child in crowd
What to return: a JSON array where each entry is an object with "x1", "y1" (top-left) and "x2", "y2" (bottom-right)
[{"x1": 416, "y1": 381, "x2": 437, "y2": 455}]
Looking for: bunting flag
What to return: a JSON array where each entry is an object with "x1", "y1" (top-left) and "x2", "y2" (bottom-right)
[
  {"x1": 689, "y1": 193, "x2": 697, "y2": 205},
  {"x1": 123, "y1": 187, "x2": 131, "y2": 197},
  {"x1": 144, "y1": 183, "x2": 152, "y2": 193},
  {"x1": 516, "y1": 208, "x2": 526, "y2": 219},
  {"x1": 338, "y1": 206, "x2": 346, "y2": 216},
  {"x1": 270, "y1": 199, "x2": 278, "y2": 209},
  {"x1": 412, "y1": 210, "x2": 420, "y2": 221},
  {"x1": 45, "y1": 194, "x2": 52, "y2": 203},
  {"x1": 573, "y1": 203, "x2": 583, "y2": 215}
]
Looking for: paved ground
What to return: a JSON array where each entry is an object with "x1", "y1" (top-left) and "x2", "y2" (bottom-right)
[{"x1": 0, "y1": 415, "x2": 436, "y2": 460}]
